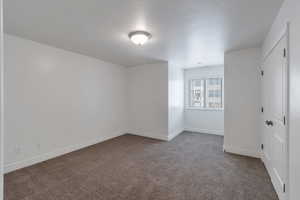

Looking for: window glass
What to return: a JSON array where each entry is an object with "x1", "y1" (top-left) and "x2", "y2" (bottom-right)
[
  {"x1": 189, "y1": 78, "x2": 223, "y2": 109},
  {"x1": 190, "y1": 79, "x2": 205, "y2": 107},
  {"x1": 206, "y1": 78, "x2": 223, "y2": 109}
]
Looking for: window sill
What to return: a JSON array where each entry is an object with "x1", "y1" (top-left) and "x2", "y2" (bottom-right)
[{"x1": 185, "y1": 107, "x2": 224, "y2": 111}]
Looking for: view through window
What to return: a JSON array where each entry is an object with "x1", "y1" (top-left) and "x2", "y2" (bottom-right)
[{"x1": 190, "y1": 78, "x2": 223, "y2": 109}]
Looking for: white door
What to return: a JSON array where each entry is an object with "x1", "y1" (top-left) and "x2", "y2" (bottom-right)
[{"x1": 261, "y1": 35, "x2": 287, "y2": 200}]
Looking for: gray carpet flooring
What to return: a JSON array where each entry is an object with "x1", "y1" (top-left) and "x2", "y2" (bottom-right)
[{"x1": 5, "y1": 132, "x2": 278, "y2": 200}]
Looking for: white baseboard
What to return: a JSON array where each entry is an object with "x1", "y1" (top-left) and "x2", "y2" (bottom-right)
[
  {"x1": 184, "y1": 128, "x2": 224, "y2": 136},
  {"x1": 261, "y1": 152, "x2": 271, "y2": 172},
  {"x1": 128, "y1": 131, "x2": 168, "y2": 141},
  {"x1": 4, "y1": 132, "x2": 124, "y2": 173},
  {"x1": 223, "y1": 145, "x2": 260, "y2": 158},
  {"x1": 168, "y1": 129, "x2": 184, "y2": 141}
]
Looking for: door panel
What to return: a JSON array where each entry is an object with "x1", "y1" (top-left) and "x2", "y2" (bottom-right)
[{"x1": 261, "y1": 35, "x2": 287, "y2": 200}]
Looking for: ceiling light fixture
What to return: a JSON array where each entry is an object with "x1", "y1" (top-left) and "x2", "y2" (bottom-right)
[{"x1": 128, "y1": 31, "x2": 152, "y2": 46}]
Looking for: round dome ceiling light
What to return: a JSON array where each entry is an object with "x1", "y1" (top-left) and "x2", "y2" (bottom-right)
[{"x1": 128, "y1": 31, "x2": 152, "y2": 46}]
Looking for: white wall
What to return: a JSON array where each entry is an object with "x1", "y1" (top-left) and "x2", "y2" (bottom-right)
[
  {"x1": 184, "y1": 66, "x2": 224, "y2": 135},
  {"x1": 263, "y1": 0, "x2": 300, "y2": 199},
  {"x1": 4, "y1": 34, "x2": 128, "y2": 173},
  {"x1": 168, "y1": 62, "x2": 184, "y2": 140},
  {"x1": 224, "y1": 48, "x2": 261, "y2": 158},
  {"x1": 4, "y1": 35, "x2": 183, "y2": 174},
  {"x1": 0, "y1": 0, "x2": 3, "y2": 198},
  {"x1": 127, "y1": 63, "x2": 169, "y2": 140}
]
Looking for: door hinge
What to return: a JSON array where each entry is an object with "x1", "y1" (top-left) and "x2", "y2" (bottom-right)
[
  {"x1": 283, "y1": 116, "x2": 286, "y2": 125},
  {"x1": 261, "y1": 70, "x2": 264, "y2": 76},
  {"x1": 261, "y1": 144, "x2": 264, "y2": 150},
  {"x1": 283, "y1": 183, "x2": 286, "y2": 193},
  {"x1": 261, "y1": 107, "x2": 264, "y2": 113},
  {"x1": 283, "y1": 48, "x2": 287, "y2": 58}
]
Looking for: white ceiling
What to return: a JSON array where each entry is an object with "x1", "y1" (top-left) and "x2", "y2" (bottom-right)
[{"x1": 4, "y1": 0, "x2": 283, "y2": 67}]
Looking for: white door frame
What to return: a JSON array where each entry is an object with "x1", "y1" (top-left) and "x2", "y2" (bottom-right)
[
  {"x1": 0, "y1": 0, "x2": 4, "y2": 199},
  {"x1": 261, "y1": 22, "x2": 290, "y2": 200}
]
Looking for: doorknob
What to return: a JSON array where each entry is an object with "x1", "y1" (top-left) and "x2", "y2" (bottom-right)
[
  {"x1": 268, "y1": 120, "x2": 274, "y2": 126},
  {"x1": 265, "y1": 120, "x2": 274, "y2": 126}
]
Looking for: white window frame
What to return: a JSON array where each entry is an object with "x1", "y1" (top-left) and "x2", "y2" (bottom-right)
[{"x1": 186, "y1": 76, "x2": 224, "y2": 111}]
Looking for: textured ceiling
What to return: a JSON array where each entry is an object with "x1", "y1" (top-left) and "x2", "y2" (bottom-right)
[{"x1": 4, "y1": 0, "x2": 283, "y2": 67}]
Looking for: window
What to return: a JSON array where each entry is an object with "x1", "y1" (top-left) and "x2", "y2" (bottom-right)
[
  {"x1": 190, "y1": 80, "x2": 205, "y2": 107},
  {"x1": 189, "y1": 78, "x2": 223, "y2": 109}
]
